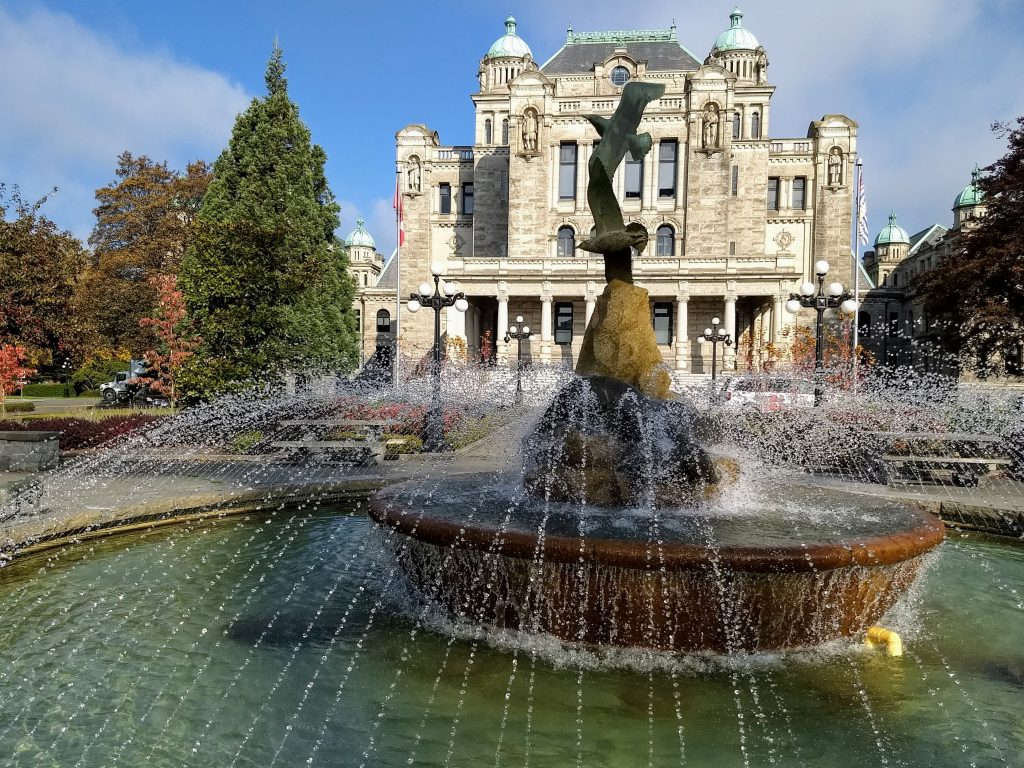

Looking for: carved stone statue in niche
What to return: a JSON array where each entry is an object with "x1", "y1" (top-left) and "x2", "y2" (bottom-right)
[
  {"x1": 702, "y1": 103, "x2": 719, "y2": 149},
  {"x1": 407, "y1": 156, "x2": 421, "y2": 192},
  {"x1": 522, "y1": 108, "x2": 539, "y2": 153},
  {"x1": 827, "y1": 147, "x2": 843, "y2": 186},
  {"x1": 755, "y1": 48, "x2": 768, "y2": 84}
]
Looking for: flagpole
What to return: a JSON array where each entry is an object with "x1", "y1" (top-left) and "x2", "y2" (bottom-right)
[
  {"x1": 853, "y1": 158, "x2": 863, "y2": 393},
  {"x1": 394, "y1": 169, "x2": 402, "y2": 389}
]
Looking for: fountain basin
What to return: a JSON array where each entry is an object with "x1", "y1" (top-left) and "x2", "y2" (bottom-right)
[{"x1": 370, "y1": 474, "x2": 944, "y2": 653}]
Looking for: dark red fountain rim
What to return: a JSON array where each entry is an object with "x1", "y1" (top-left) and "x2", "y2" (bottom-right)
[{"x1": 369, "y1": 484, "x2": 945, "y2": 574}]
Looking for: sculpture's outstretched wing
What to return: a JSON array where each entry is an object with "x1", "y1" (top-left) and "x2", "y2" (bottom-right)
[
  {"x1": 584, "y1": 114, "x2": 611, "y2": 138},
  {"x1": 617, "y1": 82, "x2": 666, "y2": 130}
]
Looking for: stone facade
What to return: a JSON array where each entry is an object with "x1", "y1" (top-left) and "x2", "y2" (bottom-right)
[
  {"x1": 368, "y1": 13, "x2": 858, "y2": 375},
  {"x1": 0, "y1": 431, "x2": 59, "y2": 471}
]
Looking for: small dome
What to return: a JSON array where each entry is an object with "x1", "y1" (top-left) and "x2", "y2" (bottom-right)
[
  {"x1": 485, "y1": 16, "x2": 532, "y2": 59},
  {"x1": 874, "y1": 212, "x2": 910, "y2": 247},
  {"x1": 712, "y1": 8, "x2": 760, "y2": 51},
  {"x1": 345, "y1": 217, "x2": 375, "y2": 248},
  {"x1": 954, "y1": 167, "x2": 985, "y2": 209}
]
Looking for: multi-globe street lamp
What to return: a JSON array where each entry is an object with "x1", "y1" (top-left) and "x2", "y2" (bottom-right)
[
  {"x1": 407, "y1": 263, "x2": 468, "y2": 451},
  {"x1": 784, "y1": 259, "x2": 858, "y2": 407},
  {"x1": 699, "y1": 316, "x2": 732, "y2": 384},
  {"x1": 504, "y1": 315, "x2": 533, "y2": 405}
]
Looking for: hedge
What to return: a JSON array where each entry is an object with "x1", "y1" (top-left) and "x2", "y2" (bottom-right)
[
  {"x1": 20, "y1": 383, "x2": 69, "y2": 397},
  {"x1": 2, "y1": 402, "x2": 35, "y2": 413},
  {"x1": 0, "y1": 414, "x2": 163, "y2": 450}
]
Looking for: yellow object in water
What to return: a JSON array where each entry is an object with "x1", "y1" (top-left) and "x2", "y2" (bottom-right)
[{"x1": 865, "y1": 626, "x2": 903, "y2": 657}]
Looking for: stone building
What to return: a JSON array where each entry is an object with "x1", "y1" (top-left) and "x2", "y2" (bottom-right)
[
  {"x1": 379, "y1": 11, "x2": 858, "y2": 374},
  {"x1": 344, "y1": 217, "x2": 398, "y2": 368},
  {"x1": 858, "y1": 169, "x2": 1022, "y2": 376}
]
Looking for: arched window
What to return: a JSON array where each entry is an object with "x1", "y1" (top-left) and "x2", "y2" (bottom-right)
[
  {"x1": 858, "y1": 311, "x2": 871, "y2": 338},
  {"x1": 502, "y1": 118, "x2": 509, "y2": 145},
  {"x1": 751, "y1": 111, "x2": 761, "y2": 139},
  {"x1": 557, "y1": 226, "x2": 575, "y2": 257},
  {"x1": 484, "y1": 119, "x2": 492, "y2": 145},
  {"x1": 892, "y1": 273, "x2": 899, "y2": 288},
  {"x1": 376, "y1": 309, "x2": 391, "y2": 334},
  {"x1": 732, "y1": 112, "x2": 740, "y2": 139},
  {"x1": 655, "y1": 225, "x2": 675, "y2": 257}
]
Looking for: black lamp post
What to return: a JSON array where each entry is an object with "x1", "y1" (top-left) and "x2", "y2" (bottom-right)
[
  {"x1": 407, "y1": 264, "x2": 468, "y2": 451},
  {"x1": 699, "y1": 316, "x2": 732, "y2": 383},
  {"x1": 504, "y1": 315, "x2": 533, "y2": 405},
  {"x1": 785, "y1": 259, "x2": 858, "y2": 407}
]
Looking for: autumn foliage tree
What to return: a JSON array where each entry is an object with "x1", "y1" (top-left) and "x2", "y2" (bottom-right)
[
  {"x1": 74, "y1": 153, "x2": 211, "y2": 356},
  {"x1": 786, "y1": 320, "x2": 872, "y2": 387},
  {"x1": 138, "y1": 275, "x2": 198, "y2": 405},
  {"x1": 0, "y1": 185, "x2": 86, "y2": 368},
  {"x1": 915, "y1": 117, "x2": 1024, "y2": 372},
  {"x1": 0, "y1": 344, "x2": 35, "y2": 414}
]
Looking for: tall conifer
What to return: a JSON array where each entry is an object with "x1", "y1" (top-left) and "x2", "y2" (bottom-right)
[{"x1": 179, "y1": 46, "x2": 358, "y2": 398}]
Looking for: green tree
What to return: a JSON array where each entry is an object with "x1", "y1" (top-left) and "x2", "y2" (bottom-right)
[
  {"x1": 179, "y1": 46, "x2": 358, "y2": 399},
  {"x1": 915, "y1": 118, "x2": 1024, "y2": 373},
  {"x1": 0, "y1": 185, "x2": 87, "y2": 369},
  {"x1": 75, "y1": 153, "x2": 211, "y2": 356}
]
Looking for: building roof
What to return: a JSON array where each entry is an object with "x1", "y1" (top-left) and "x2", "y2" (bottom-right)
[
  {"x1": 345, "y1": 216, "x2": 376, "y2": 248},
  {"x1": 712, "y1": 8, "x2": 760, "y2": 52},
  {"x1": 541, "y1": 27, "x2": 701, "y2": 74},
  {"x1": 485, "y1": 16, "x2": 533, "y2": 59},
  {"x1": 374, "y1": 250, "x2": 399, "y2": 290},
  {"x1": 908, "y1": 224, "x2": 948, "y2": 256},
  {"x1": 874, "y1": 212, "x2": 911, "y2": 246},
  {"x1": 954, "y1": 167, "x2": 985, "y2": 209}
]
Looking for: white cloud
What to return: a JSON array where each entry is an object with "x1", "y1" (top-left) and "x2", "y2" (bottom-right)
[{"x1": 0, "y1": 5, "x2": 249, "y2": 239}]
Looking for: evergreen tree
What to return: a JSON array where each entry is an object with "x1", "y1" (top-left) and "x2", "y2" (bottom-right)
[
  {"x1": 916, "y1": 118, "x2": 1024, "y2": 372},
  {"x1": 179, "y1": 46, "x2": 358, "y2": 398}
]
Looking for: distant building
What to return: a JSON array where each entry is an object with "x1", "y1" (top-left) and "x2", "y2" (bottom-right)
[
  {"x1": 364, "y1": 11, "x2": 860, "y2": 374},
  {"x1": 344, "y1": 217, "x2": 396, "y2": 368},
  {"x1": 859, "y1": 169, "x2": 1022, "y2": 377}
]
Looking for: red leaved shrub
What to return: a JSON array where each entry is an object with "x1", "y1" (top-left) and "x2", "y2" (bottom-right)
[{"x1": 0, "y1": 415, "x2": 163, "y2": 450}]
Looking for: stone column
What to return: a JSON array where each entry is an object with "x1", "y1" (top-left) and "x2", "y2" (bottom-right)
[
  {"x1": 724, "y1": 283, "x2": 738, "y2": 371},
  {"x1": 584, "y1": 281, "x2": 597, "y2": 329},
  {"x1": 497, "y1": 281, "x2": 509, "y2": 364},
  {"x1": 772, "y1": 294, "x2": 783, "y2": 343},
  {"x1": 674, "y1": 285, "x2": 689, "y2": 371},
  {"x1": 446, "y1": 302, "x2": 466, "y2": 344},
  {"x1": 540, "y1": 281, "x2": 553, "y2": 364}
]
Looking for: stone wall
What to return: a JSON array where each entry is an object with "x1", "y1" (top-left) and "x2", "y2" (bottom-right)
[{"x1": 0, "y1": 432, "x2": 59, "y2": 472}]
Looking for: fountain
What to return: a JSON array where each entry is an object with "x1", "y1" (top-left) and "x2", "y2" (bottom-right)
[{"x1": 370, "y1": 82, "x2": 943, "y2": 653}]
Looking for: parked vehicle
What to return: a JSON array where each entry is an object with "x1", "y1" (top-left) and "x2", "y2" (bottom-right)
[
  {"x1": 719, "y1": 375, "x2": 815, "y2": 410},
  {"x1": 99, "y1": 360, "x2": 157, "y2": 406}
]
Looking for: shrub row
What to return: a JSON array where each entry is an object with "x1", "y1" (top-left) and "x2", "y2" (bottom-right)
[
  {"x1": 20, "y1": 383, "x2": 70, "y2": 397},
  {"x1": 0, "y1": 414, "x2": 163, "y2": 450},
  {"x1": 2, "y1": 402, "x2": 35, "y2": 413}
]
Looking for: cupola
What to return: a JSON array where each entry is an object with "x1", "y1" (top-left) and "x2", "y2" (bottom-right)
[
  {"x1": 873, "y1": 212, "x2": 910, "y2": 247},
  {"x1": 953, "y1": 166, "x2": 987, "y2": 226},
  {"x1": 479, "y1": 16, "x2": 534, "y2": 92},
  {"x1": 707, "y1": 8, "x2": 768, "y2": 84},
  {"x1": 712, "y1": 8, "x2": 760, "y2": 51},
  {"x1": 345, "y1": 216, "x2": 376, "y2": 249}
]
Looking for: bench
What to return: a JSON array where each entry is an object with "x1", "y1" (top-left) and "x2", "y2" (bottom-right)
[
  {"x1": 270, "y1": 419, "x2": 411, "y2": 464},
  {"x1": 863, "y1": 431, "x2": 1011, "y2": 486}
]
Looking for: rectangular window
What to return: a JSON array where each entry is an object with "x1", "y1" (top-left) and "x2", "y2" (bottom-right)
[
  {"x1": 462, "y1": 182, "x2": 474, "y2": 215},
  {"x1": 558, "y1": 142, "x2": 577, "y2": 200},
  {"x1": 554, "y1": 302, "x2": 574, "y2": 344},
  {"x1": 767, "y1": 177, "x2": 780, "y2": 211},
  {"x1": 439, "y1": 183, "x2": 451, "y2": 214},
  {"x1": 658, "y1": 140, "x2": 677, "y2": 198},
  {"x1": 625, "y1": 148, "x2": 643, "y2": 199},
  {"x1": 792, "y1": 176, "x2": 806, "y2": 209},
  {"x1": 653, "y1": 303, "x2": 673, "y2": 345},
  {"x1": 355, "y1": 309, "x2": 361, "y2": 334},
  {"x1": 731, "y1": 165, "x2": 739, "y2": 196},
  {"x1": 729, "y1": 241, "x2": 736, "y2": 256}
]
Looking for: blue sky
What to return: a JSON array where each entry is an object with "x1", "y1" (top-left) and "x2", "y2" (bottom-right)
[{"x1": 2, "y1": 0, "x2": 1023, "y2": 259}]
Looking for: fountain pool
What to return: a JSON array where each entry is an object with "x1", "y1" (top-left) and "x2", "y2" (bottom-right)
[{"x1": 0, "y1": 500, "x2": 1021, "y2": 767}]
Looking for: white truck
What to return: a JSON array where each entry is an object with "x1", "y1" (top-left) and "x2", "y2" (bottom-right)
[{"x1": 98, "y1": 360, "x2": 149, "y2": 404}]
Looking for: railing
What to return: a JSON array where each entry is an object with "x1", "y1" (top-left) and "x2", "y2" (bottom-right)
[
  {"x1": 769, "y1": 141, "x2": 811, "y2": 154},
  {"x1": 435, "y1": 148, "x2": 474, "y2": 161}
]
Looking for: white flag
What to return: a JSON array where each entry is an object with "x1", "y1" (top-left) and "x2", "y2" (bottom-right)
[{"x1": 857, "y1": 169, "x2": 869, "y2": 247}]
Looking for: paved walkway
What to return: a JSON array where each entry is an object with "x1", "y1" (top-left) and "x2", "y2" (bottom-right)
[{"x1": 2, "y1": 406, "x2": 1021, "y2": 558}]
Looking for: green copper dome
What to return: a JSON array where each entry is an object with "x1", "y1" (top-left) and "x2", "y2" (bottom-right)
[
  {"x1": 713, "y1": 8, "x2": 760, "y2": 51},
  {"x1": 345, "y1": 217, "x2": 376, "y2": 249},
  {"x1": 485, "y1": 16, "x2": 533, "y2": 59},
  {"x1": 954, "y1": 166, "x2": 985, "y2": 209},
  {"x1": 874, "y1": 212, "x2": 910, "y2": 247}
]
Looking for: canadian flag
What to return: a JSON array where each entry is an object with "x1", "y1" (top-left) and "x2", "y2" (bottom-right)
[{"x1": 393, "y1": 177, "x2": 405, "y2": 247}]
